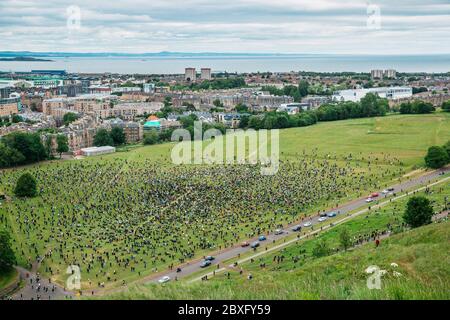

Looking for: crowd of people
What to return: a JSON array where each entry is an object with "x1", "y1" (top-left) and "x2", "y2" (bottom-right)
[{"x1": 0, "y1": 149, "x2": 405, "y2": 290}]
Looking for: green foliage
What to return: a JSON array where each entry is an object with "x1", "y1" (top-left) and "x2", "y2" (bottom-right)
[
  {"x1": 56, "y1": 135, "x2": 69, "y2": 157},
  {"x1": 399, "y1": 100, "x2": 435, "y2": 114},
  {"x1": 424, "y1": 146, "x2": 449, "y2": 169},
  {"x1": 110, "y1": 127, "x2": 126, "y2": 146},
  {"x1": 235, "y1": 103, "x2": 249, "y2": 113},
  {"x1": 63, "y1": 112, "x2": 78, "y2": 126},
  {"x1": 93, "y1": 129, "x2": 114, "y2": 147},
  {"x1": 442, "y1": 100, "x2": 450, "y2": 112},
  {"x1": 0, "y1": 229, "x2": 16, "y2": 273},
  {"x1": 339, "y1": 228, "x2": 352, "y2": 251},
  {"x1": 11, "y1": 114, "x2": 23, "y2": 123},
  {"x1": 1, "y1": 132, "x2": 46, "y2": 167},
  {"x1": 444, "y1": 141, "x2": 450, "y2": 158},
  {"x1": 143, "y1": 131, "x2": 160, "y2": 145},
  {"x1": 14, "y1": 173, "x2": 37, "y2": 198},
  {"x1": 179, "y1": 114, "x2": 198, "y2": 128},
  {"x1": 403, "y1": 196, "x2": 434, "y2": 228},
  {"x1": 312, "y1": 239, "x2": 331, "y2": 258}
]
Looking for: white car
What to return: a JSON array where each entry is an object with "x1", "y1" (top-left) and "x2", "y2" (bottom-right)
[
  {"x1": 365, "y1": 198, "x2": 373, "y2": 203},
  {"x1": 158, "y1": 276, "x2": 171, "y2": 284},
  {"x1": 303, "y1": 222, "x2": 312, "y2": 227},
  {"x1": 382, "y1": 190, "x2": 389, "y2": 195},
  {"x1": 274, "y1": 229, "x2": 284, "y2": 235},
  {"x1": 318, "y1": 217, "x2": 327, "y2": 222}
]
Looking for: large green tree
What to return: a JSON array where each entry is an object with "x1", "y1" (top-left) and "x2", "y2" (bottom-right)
[
  {"x1": 110, "y1": 127, "x2": 126, "y2": 146},
  {"x1": 424, "y1": 146, "x2": 449, "y2": 169},
  {"x1": 93, "y1": 129, "x2": 114, "y2": 147},
  {"x1": 63, "y1": 112, "x2": 78, "y2": 126},
  {"x1": 0, "y1": 229, "x2": 16, "y2": 273},
  {"x1": 403, "y1": 196, "x2": 434, "y2": 228},
  {"x1": 56, "y1": 135, "x2": 69, "y2": 158},
  {"x1": 14, "y1": 173, "x2": 37, "y2": 198}
]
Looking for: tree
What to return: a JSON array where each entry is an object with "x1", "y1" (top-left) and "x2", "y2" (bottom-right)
[
  {"x1": 143, "y1": 131, "x2": 160, "y2": 145},
  {"x1": 56, "y1": 135, "x2": 69, "y2": 158},
  {"x1": 0, "y1": 142, "x2": 25, "y2": 168},
  {"x1": 444, "y1": 141, "x2": 450, "y2": 159},
  {"x1": 93, "y1": 129, "x2": 113, "y2": 147},
  {"x1": 14, "y1": 173, "x2": 37, "y2": 198},
  {"x1": 239, "y1": 115, "x2": 250, "y2": 128},
  {"x1": 110, "y1": 127, "x2": 126, "y2": 146},
  {"x1": 298, "y1": 80, "x2": 309, "y2": 98},
  {"x1": 312, "y1": 239, "x2": 331, "y2": 258},
  {"x1": 1, "y1": 132, "x2": 46, "y2": 164},
  {"x1": 424, "y1": 146, "x2": 449, "y2": 169},
  {"x1": 63, "y1": 112, "x2": 78, "y2": 126},
  {"x1": 403, "y1": 196, "x2": 434, "y2": 228},
  {"x1": 339, "y1": 228, "x2": 352, "y2": 251},
  {"x1": 442, "y1": 100, "x2": 450, "y2": 112},
  {"x1": 0, "y1": 229, "x2": 16, "y2": 273},
  {"x1": 235, "y1": 103, "x2": 249, "y2": 113}
]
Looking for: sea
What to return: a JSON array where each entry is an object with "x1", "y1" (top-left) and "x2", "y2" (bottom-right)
[{"x1": 0, "y1": 54, "x2": 449, "y2": 74}]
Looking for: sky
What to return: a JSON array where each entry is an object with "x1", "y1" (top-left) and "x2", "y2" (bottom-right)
[{"x1": 0, "y1": 0, "x2": 449, "y2": 54}]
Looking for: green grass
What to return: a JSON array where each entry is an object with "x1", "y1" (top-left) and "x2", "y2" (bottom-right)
[
  {"x1": 1, "y1": 113, "x2": 449, "y2": 291},
  {"x1": 0, "y1": 268, "x2": 18, "y2": 291},
  {"x1": 104, "y1": 213, "x2": 449, "y2": 300}
]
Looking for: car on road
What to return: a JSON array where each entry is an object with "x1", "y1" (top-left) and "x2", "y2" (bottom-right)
[
  {"x1": 292, "y1": 225, "x2": 302, "y2": 232},
  {"x1": 319, "y1": 212, "x2": 328, "y2": 217},
  {"x1": 241, "y1": 242, "x2": 250, "y2": 247},
  {"x1": 365, "y1": 197, "x2": 373, "y2": 203},
  {"x1": 250, "y1": 241, "x2": 260, "y2": 248},
  {"x1": 303, "y1": 222, "x2": 312, "y2": 227},
  {"x1": 327, "y1": 211, "x2": 337, "y2": 217},
  {"x1": 318, "y1": 216, "x2": 327, "y2": 222},
  {"x1": 158, "y1": 276, "x2": 170, "y2": 284},
  {"x1": 371, "y1": 192, "x2": 379, "y2": 198},
  {"x1": 274, "y1": 229, "x2": 283, "y2": 235},
  {"x1": 259, "y1": 235, "x2": 267, "y2": 241},
  {"x1": 387, "y1": 187, "x2": 395, "y2": 192},
  {"x1": 205, "y1": 256, "x2": 215, "y2": 261},
  {"x1": 200, "y1": 260, "x2": 212, "y2": 268}
]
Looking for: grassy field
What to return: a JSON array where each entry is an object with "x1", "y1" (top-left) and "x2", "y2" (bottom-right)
[
  {"x1": 104, "y1": 182, "x2": 450, "y2": 300},
  {"x1": 0, "y1": 113, "x2": 449, "y2": 291}
]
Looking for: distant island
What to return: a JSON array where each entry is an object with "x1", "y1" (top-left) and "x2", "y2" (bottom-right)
[{"x1": 0, "y1": 56, "x2": 53, "y2": 62}]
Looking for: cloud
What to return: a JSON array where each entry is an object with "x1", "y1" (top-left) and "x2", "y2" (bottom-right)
[{"x1": 0, "y1": 0, "x2": 449, "y2": 53}]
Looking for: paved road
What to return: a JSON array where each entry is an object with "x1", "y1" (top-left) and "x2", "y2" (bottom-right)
[{"x1": 144, "y1": 166, "x2": 450, "y2": 285}]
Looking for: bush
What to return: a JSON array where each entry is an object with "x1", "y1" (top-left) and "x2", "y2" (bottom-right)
[
  {"x1": 424, "y1": 146, "x2": 449, "y2": 169},
  {"x1": 442, "y1": 100, "x2": 450, "y2": 112},
  {"x1": 0, "y1": 229, "x2": 16, "y2": 273},
  {"x1": 403, "y1": 196, "x2": 434, "y2": 228},
  {"x1": 14, "y1": 173, "x2": 37, "y2": 198},
  {"x1": 143, "y1": 131, "x2": 160, "y2": 145}
]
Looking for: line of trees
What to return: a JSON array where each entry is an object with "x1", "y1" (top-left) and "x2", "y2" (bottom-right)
[
  {"x1": 240, "y1": 93, "x2": 388, "y2": 130},
  {"x1": 399, "y1": 100, "x2": 435, "y2": 114},
  {"x1": 261, "y1": 80, "x2": 309, "y2": 102}
]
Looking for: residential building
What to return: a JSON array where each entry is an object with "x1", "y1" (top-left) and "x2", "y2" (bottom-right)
[
  {"x1": 185, "y1": 68, "x2": 197, "y2": 82},
  {"x1": 201, "y1": 68, "x2": 212, "y2": 80}
]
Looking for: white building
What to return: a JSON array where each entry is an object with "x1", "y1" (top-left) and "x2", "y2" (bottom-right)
[
  {"x1": 278, "y1": 103, "x2": 309, "y2": 114},
  {"x1": 201, "y1": 68, "x2": 212, "y2": 80},
  {"x1": 332, "y1": 87, "x2": 413, "y2": 102},
  {"x1": 185, "y1": 68, "x2": 197, "y2": 82},
  {"x1": 81, "y1": 146, "x2": 116, "y2": 157}
]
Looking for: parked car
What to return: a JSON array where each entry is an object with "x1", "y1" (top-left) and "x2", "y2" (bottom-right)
[
  {"x1": 365, "y1": 198, "x2": 373, "y2": 203},
  {"x1": 274, "y1": 229, "x2": 283, "y2": 235},
  {"x1": 200, "y1": 260, "x2": 212, "y2": 268},
  {"x1": 241, "y1": 242, "x2": 250, "y2": 247},
  {"x1": 292, "y1": 225, "x2": 302, "y2": 232},
  {"x1": 371, "y1": 192, "x2": 379, "y2": 198},
  {"x1": 388, "y1": 187, "x2": 395, "y2": 192},
  {"x1": 318, "y1": 216, "x2": 327, "y2": 222},
  {"x1": 205, "y1": 256, "x2": 215, "y2": 261},
  {"x1": 327, "y1": 211, "x2": 337, "y2": 217},
  {"x1": 319, "y1": 212, "x2": 328, "y2": 217},
  {"x1": 250, "y1": 241, "x2": 260, "y2": 248},
  {"x1": 303, "y1": 222, "x2": 312, "y2": 227},
  {"x1": 259, "y1": 235, "x2": 267, "y2": 241},
  {"x1": 158, "y1": 276, "x2": 170, "y2": 284}
]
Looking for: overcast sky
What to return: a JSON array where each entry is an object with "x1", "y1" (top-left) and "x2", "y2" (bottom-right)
[{"x1": 1, "y1": 0, "x2": 449, "y2": 54}]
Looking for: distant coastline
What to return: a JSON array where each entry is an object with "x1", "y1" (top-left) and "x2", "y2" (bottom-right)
[{"x1": 0, "y1": 56, "x2": 53, "y2": 62}]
